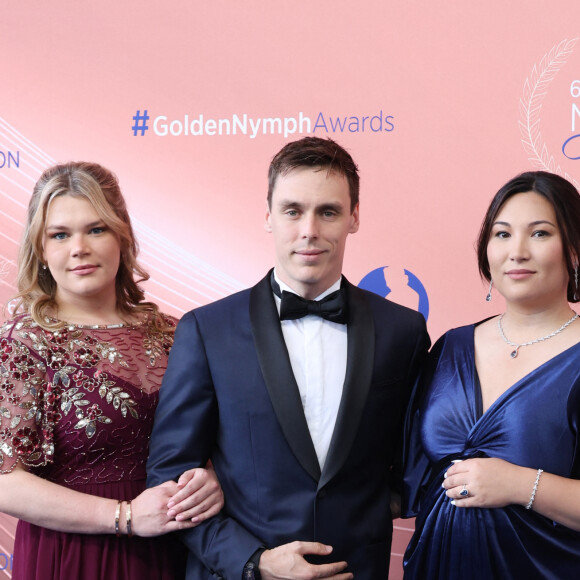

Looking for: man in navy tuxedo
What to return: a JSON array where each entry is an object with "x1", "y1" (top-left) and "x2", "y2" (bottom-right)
[{"x1": 147, "y1": 137, "x2": 430, "y2": 579}]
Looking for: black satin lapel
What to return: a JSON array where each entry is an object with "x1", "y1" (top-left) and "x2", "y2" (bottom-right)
[
  {"x1": 320, "y1": 282, "x2": 375, "y2": 488},
  {"x1": 249, "y1": 272, "x2": 321, "y2": 481}
]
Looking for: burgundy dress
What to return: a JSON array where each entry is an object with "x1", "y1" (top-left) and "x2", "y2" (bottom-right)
[{"x1": 0, "y1": 314, "x2": 186, "y2": 579}]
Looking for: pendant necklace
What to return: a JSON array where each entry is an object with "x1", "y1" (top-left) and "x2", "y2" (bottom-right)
[{"x1": 497, "y1": 312, "x2": 579, "y2": 358}]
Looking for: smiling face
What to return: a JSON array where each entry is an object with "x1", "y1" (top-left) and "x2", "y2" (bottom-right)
[
  {"x1": 265, "y1": 166, "x2": 359, "y2": 299},
  {"x1": 487, "y1": 191, "x2": 570, "y2": 308},
  {"x1": 43, "y1": 194, "x2": 121, "y2": 311}
]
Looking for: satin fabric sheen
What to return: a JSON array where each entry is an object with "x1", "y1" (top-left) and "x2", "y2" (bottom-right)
[{"x1": 403, "y1": 324, "x2": 580, "y2": 579}]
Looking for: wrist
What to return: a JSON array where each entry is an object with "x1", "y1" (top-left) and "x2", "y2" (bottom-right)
[
  {"x1": 243, "y1": 547, "x2": 265, "y2": 580},
  {"x1": 113, "y1": 500, "x2": 133, "y2": 536},
  {"x1": 126, "y1": 499, "x2": 133, "y2": 537},
  {"x1": 525, "y1": 468, "x2": 543, "y2": 510},
  {"x1": 117, "y1": 501, "x2": 128, "y2": 536},
  {"x1": 114, "y1": 500, "x2": 122, "y2": 536},
  {"x1": 516, "y1": 468, "x2": 540, "y2": 507}
]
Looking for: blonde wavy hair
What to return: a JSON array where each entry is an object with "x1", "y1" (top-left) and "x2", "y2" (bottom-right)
[{"x1": 12, "y1": 161, "x2": 172, "y2": 332}]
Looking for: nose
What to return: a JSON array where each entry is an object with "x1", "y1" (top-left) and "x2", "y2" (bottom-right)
[
  {"x1": 71, "y1": 234, "x2": 91, "y2": 257},
  {"x1": 301, "y1": 213, "x2": 319, "y2": 240},
  {"x1": 509, "y1": 234, "x2": 530, "y2": 262}
]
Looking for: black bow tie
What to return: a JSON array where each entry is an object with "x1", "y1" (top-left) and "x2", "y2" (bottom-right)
[{"x1": 271, "y1": 275, "x2": 348, "y2": 324}]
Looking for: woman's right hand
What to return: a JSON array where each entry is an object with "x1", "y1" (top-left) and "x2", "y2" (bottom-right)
[{"x1": 166, "y1": 464, "x2": 224, "y2": 523}]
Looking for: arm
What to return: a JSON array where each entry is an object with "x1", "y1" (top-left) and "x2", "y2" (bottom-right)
[
  {"x1": 392, "y1": 314, "x2": 431, "y2": 512},
  {"x1": 443, "y1": 458, "x2": 580, "y2": 531},
  {"x1": 0, "y1": 465, "x2": 202, "y2": 536},
  {"x1": 401, "y1": 334, "x2": 447, "y2": 519},
  {"x1": 0, "y1": 328, "x2": 218, "y2": 536},
  {"x1": 146, "y1": 311, "x2": 264, "y2": 576}
]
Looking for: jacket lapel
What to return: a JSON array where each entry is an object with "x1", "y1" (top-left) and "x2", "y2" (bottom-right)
[
  {"x1": 249, "y1": 271, "x2": 321, "y2": 482},
  {"x1": 320, "y1": 281, "x2": 375, "y2": 488}
]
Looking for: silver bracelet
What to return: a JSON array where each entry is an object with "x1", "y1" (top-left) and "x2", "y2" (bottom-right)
[{"x1": 525, "y1": 468, "x2": 543, "y2": 510}]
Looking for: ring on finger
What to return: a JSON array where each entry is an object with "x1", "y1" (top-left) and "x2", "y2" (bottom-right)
[{"x1": 459, "y1": 484, "x2": 469, "y2": 497}]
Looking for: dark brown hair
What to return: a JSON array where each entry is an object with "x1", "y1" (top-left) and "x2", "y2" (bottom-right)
[
  {"x1": 267, "y1": 136, "x2": 359, "y2": 212},
  {"x1": 476, "y1": 171, "x2": 580, "y2": 302}
]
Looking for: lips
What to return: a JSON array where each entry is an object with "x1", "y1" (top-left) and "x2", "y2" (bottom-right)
[
  {"x1": 505, "y1": 269, "x2": 535, "y2": 280},
  {"x1": 70, "y1": 264, "x2": 99, "y2": 275},
  {"x1": 295, "y1": 249, "x2": 325, "y2": 262}
]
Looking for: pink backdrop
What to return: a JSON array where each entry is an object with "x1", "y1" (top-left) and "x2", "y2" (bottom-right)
[{"x1": 2, "y1": 2, "x2": 580, "y2": 578}]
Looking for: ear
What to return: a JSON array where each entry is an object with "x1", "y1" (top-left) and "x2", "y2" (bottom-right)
[
  {"x1": 349, "y1": 203, "x2": 360, "y2": 234},
  {"x1": 264, "y1": 200, "x2": 273, "y2": 233}
]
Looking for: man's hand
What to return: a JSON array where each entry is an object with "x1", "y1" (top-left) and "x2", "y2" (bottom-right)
[{"x1": 259, "y1": 541, "x2": 353, "y2": 580}]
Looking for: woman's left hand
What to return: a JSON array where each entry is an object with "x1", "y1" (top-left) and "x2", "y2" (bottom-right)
[
  {"x1": 442, "y1": 458, "x2": 532, "y2": 509},
  {"x1": 166, "y1": 462, "x2": 224, "y2": 523}
]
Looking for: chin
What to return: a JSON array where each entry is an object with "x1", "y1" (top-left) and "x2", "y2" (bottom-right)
[
  {"x1": 297, "y1": 275, "x2": 326, "y2": 288},
  {"x1": 509, "y1": 294, "x2": 553, "y2": 307}
]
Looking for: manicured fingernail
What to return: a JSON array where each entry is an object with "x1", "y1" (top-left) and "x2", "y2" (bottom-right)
[
  {"x1": 451, "y1": 459, "x2": 463, "y2": 463},
  {"x1": 450, "y1": 500, "x2": 456, "y2": 506},
  {"x1": 191, "y1": 517, "x2": 199, "y2": 523},
  {"x1": 444, "y1": 471, "x2": 448, "y2": 479},
  {"x1": 441, "y1": 483, "x2": 446, "y2": 488},
  {"x1": 167, "y1": 501, "x2": 175, "y2": 508},
  {"x1": 167, "y1": 509, "x2": 176, "y2": 517}
]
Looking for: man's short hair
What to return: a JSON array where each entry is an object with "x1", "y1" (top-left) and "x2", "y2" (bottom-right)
[{"x1": 267, "y1": 137, "x2": 359, "y2": 212}]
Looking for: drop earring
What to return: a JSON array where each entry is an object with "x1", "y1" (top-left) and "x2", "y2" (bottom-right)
[
  {"x1": 574, "y1": 265, "x2": 579, "y2": 301},
  {"x1": 485, "y1": 280, "x2": 493, "y2": 302}
]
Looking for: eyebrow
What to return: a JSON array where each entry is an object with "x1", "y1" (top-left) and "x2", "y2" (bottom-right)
[
  {"x1": 278, "y1": 200, "x2": 303, "y2": 210},
  {"x1": 278, "y1": 200, "x2": 344, "y2": 212},
  {"x1": 492, "y1": 219, "x2": 557, "y2": 228},
  {"x1": 45, "y1": 220, "x2": 105, "y2": 230},
  {"x1": 318, "y1": 202, "x2": 344, "y2": 212}
]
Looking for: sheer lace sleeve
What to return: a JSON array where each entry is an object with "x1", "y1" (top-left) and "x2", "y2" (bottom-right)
[{"x1": 0, "y1": 319, "x2": 56, "y2": 473}]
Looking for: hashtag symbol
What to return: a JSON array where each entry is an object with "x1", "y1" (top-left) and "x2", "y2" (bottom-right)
[{"x1": 131, "y1": 110, "x2": 150, "y2": 136}]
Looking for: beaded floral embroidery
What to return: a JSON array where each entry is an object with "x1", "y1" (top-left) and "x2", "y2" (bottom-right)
[{"x1": 0, "y1": 315, "x2": 174, "y2": 473}]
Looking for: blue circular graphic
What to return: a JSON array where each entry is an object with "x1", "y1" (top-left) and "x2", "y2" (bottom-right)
[{"x1": 358, "y1": 266, "x2": 429, "y2": 321}]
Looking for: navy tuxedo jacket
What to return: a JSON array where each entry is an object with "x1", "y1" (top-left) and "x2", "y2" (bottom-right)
[{"x1": 147, "y1": 271, "x2": 430, "y2": 580}]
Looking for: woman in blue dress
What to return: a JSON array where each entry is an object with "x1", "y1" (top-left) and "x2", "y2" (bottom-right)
[{"x1": 403, "y1": 171, "x2": 580, "y2": 579}]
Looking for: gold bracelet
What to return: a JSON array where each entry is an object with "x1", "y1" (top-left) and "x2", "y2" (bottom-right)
[
  {"x1": 114, "y1": 500, "x2": 122, "y2": 536},
  {"x1": 126, "y1": 500, "x2": 133, "y2": 538}
]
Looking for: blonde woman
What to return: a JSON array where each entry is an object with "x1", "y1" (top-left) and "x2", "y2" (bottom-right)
[{"x1": 0, "y1": 162, "x2": 223, "y2": 579}]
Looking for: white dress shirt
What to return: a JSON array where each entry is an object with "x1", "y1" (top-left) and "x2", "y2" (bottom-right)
[{"x1": 273, "y1": 270, "x2": 348, "y2": 470}]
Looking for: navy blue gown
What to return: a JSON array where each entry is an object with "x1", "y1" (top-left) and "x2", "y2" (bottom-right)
[{"x1": 403, "y1": 324, "x2": 580, "y2": 579}]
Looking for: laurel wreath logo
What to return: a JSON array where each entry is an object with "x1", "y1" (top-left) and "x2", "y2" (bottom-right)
[{"x1": 519, "y1": 37, "x2": 579, "y2": 187}]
